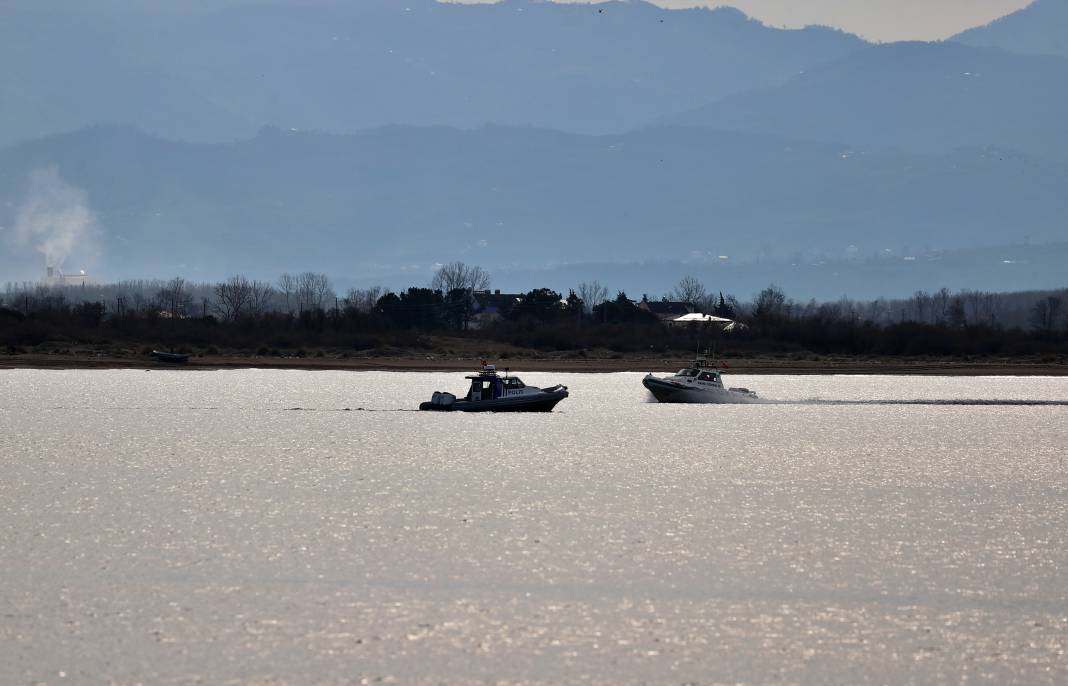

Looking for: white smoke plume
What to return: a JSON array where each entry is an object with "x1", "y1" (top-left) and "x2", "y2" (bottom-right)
[{"x1": 12, "y1": 167, "x2": 96, "y2": 272}]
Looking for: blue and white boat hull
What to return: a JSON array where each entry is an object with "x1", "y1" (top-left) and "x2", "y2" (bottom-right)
[{"x1": 643, "y1": 374, "x2": 762, "y2": 404}]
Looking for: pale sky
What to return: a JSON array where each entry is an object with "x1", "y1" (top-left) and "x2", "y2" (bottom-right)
[{"x1": 455, "y1": 0, "x2": 1034, "y2": 42}]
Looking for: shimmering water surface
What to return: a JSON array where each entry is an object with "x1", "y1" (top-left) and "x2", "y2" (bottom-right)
[{"x1": 1, "y1": 370, "x2": 1066, "y2": 685}]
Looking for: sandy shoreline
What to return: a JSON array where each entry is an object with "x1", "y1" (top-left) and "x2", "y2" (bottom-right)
[{"x1": 2, "y1": 352, "x2": 1066, "y2": 376}]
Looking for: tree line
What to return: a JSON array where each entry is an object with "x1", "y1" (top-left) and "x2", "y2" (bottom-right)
[{"x1": 2, "y1": 265, "x2": 1066, "y2": 357}]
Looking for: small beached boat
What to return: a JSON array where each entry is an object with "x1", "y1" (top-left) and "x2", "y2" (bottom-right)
[
  {"x1": 420, "y1": 363, "x2": 568, "y2": 412},
  {"x1": 151, "y1": 350, "x2": 190, "y2": 364},
  {"x1": 643, "y1": 355, "x2": 760, "y2": 404}
]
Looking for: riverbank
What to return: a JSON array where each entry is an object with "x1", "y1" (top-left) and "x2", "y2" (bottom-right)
[{"x1": 2, "y1": 349, "x2": 1066, "y2": 375}]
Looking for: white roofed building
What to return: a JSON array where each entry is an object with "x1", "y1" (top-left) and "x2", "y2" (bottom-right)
[{"x1": 666, "y1": 313, "x2": 745, "y2": 331}]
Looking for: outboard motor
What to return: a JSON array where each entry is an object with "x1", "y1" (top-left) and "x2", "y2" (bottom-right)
[
  {"x1": 432, "y1": 391, "x2": 456, "y2": 408},
  {"x1": 420, "y1": 391, "x2": 457, "y2": 411}
]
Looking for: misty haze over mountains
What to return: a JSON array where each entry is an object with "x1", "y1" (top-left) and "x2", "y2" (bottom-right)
[
  {"x1": 953, "y1": 0, "x2": 1068, "y2": 58},
  {"x1": 1, "y1": 0, "x2": 1066, "y2": 299},
  {"x1": 0, "y1": 0, "x2": 865, "y2": 146},
  {"x1": 663, "y1": 41, "x2": 1068, "y2": 160}
]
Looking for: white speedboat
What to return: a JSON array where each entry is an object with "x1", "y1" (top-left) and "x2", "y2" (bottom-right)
[
  {"x1": 643, "y1": 356, "x2": 760, "y2": 404},
  {"x1": 420, "y1": 363, "x2": 568, "y2": 412}
]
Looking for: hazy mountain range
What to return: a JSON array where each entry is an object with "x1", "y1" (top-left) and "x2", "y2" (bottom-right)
[
  {"x1": 1, "y1": 0, "x2": 1066, "y2": 298},
  {"x1": 2, "y1": 124, "x2": 1065, "y2": 295},
  {"x1": 662, "y1": 41, "x2": 1068, "y2": 161},
  {"x1": 953, "y1": 0, "x2": 1068, "y2": 58},
  {"x1": 0, "y1": 0, "x2": 864, "y2": 147}
]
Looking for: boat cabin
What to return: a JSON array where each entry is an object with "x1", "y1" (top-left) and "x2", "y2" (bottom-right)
[
  {"x1": 464, "y1": 366, "x2": 528, "y2": 402},
  {"x1": 674, "y1": 367, "x2": 724, "y2": 388}
]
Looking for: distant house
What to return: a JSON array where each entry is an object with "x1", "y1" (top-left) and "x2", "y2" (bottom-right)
[
  {"x1": 638, "y1": 295, "x2": 694, "y2": 321},
  {"x1": 471, "y1": 289, "x2": 524, "y2": 328},
  {"x1": 666, "y1": 312, "x2": 742, "y2": 330},
  {"x1": 637, "y1": 296, "x2": 743, "y2": 330}
]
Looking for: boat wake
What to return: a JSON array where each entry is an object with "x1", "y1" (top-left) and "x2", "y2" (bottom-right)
[
  {"x1": 32, "y1": 406, "x2": 421, "y2": 412},
  {"x1": 284, "y1": 407, "x2": 420, "y2": 412},
  {"x1": 784, "y1": 399, "x2": 1068, "y2": 407}
]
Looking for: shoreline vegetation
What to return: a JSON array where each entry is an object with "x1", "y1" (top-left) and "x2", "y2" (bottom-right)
[
  {"x1": 2, "y1": 346, "x2": 1066, "y2": 376},
  {"x1": 3, "y1": 271, "x2": 1066, "y2": 376}
]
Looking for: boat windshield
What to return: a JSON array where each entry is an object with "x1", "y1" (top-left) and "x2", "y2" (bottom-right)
[{"x1": 677, "y1": 368, "x2": 700, "y2": 377}]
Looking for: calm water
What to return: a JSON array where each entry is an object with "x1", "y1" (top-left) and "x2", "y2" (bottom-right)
[{"x1": 1, "y1": 370, "x2": 1066, "y2": 685}]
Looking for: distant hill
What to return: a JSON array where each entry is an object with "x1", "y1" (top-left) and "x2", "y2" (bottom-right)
[
  {"x1": 0, "y1": 0, "x2": 866, "y2": 148},
  {"x1": 661, "y1": 41, "x2": 1068, "y2": 162},
  {"x1": 2, "y1": 125, "x2": 1065, "y2": 287},
  {"x1": 499, "y1": 243, "x2": 1068, "y2": 302},
  {"x1": 954, "y1": 0, "x2": 1068, "y2": 58}
]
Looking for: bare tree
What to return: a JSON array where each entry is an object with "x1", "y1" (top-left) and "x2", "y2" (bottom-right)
[
  {"x1": 838, "y1": 296, "x2": 859, "y2": 323},
  {"x1": 130, "y1": 289, "x2": 149, "y2": 314},
  {"x1": 1031, "y1": 296, "x2": 1063, "y2": 333},
  {"x1": 932, "y1": 288, "x2": 951, "y2": 325},
  {"x1": 576, "y1": 281, "x2": 609, "y2": 315},
  {"x1": 344, "y1": 286, "x2": 383, "y2": 313},
  {"x1": 911, "y1": 290, "x2": 931, "y2": 324},
  {"x1": 753, "y1": 285, "x2": 788, "y2": 322},
  {"x1": 671, "y1": 275, "x2": 707, "y2": 310},
  {"x1": 214, "y1": 275, "x2": 255, "y2": 321},
  {"x1": 948, "y1": 296, "x2": 967, "y2": 327},
  {"x1": 431, "y1": 262, "x2": 490, "y2": 293},
  {"x1": 156, "y1": 276, "x2": 191, "y2": 318},
  {"x1": 296, "y1": 272, "x2": 333, "y2": 311},
  {"x1": 277, "y1": 273, "x2": 297, "y2": 314},
  {"x1": 312, "y1": 274, "x2": 332, "y2": 309},
  {"x1": 724, "y1": 294, "x2": 743, "y2": 319},
  {"x1": 865, "y1": 297, "x2": 889, "y2": 325},
  {"x1": 963, "y1": 290, "x2": 1001, "y2": 327},
  {"x1": 985, "y1": 292, "x2": 1003, "y2": 327},
  {"x1": 248, "y1": 280, "x2": 275, "y2": 318}
]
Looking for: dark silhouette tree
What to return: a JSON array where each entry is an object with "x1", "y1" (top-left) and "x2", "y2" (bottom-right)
[
  {"x1": 443, "y1": 287, "x2": 477, "y2": 330},
  {"x1": 713, "y1": 292, "x2": 736, "y2": 319},
  {"x1": 156, "y1": 276, "x2": 191, "y2": 319},
  {"x1": 592, "y1": 291, "x2": 658, "y2": 324},
  {"x1": 576, "y1": 281, "x2": 608, "y2": 316},
  {"x1": 1031, "y1": 296, "x2": 1063, "y2": 335},
  {"x1": 753, "y1": 285, "x2": 787, "y2": 323},
  {"x1": 431, "y1": 262, "x2": 490, "y2": 293},
  {"x1": 507, "y1": 288, "x2": 565, "y2": 322},
  {"x1": 376, "y1": 288, "x2": 443, "y2": 329}
]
